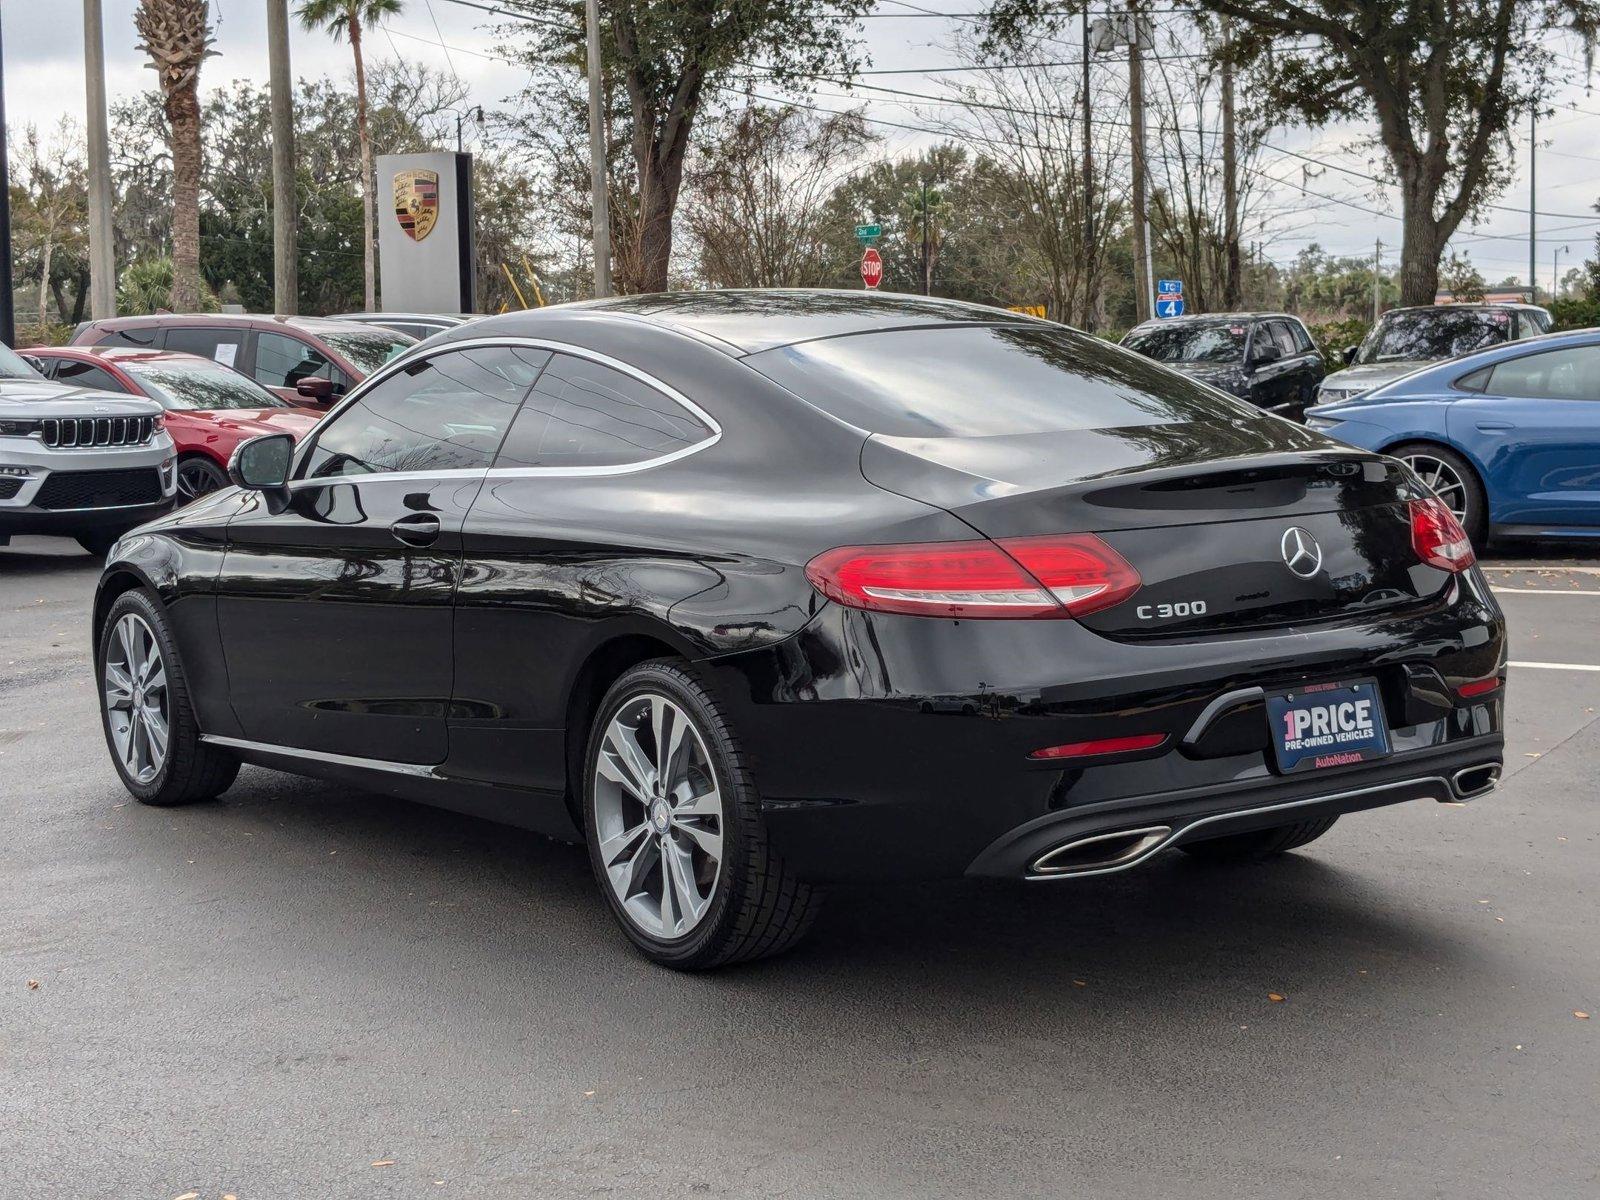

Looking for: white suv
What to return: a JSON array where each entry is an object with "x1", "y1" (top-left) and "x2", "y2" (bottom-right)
[{"x1": 0, "y1": 376, "x2": 177, "y2": 556}]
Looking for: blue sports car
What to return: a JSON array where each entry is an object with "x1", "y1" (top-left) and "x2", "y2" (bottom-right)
[{"x1": 1305, "y1": 327, "x2": 1600, "y2": 545}]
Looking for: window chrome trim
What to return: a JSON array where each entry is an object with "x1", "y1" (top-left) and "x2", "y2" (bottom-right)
[{"x1": 290, "y1": 335, "x2": 722, "y2": 484}]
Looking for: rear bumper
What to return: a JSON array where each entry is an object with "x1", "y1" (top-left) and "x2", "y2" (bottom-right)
[{"x1": 699, "y1": 569, "x2": 1505, "y2": 883}]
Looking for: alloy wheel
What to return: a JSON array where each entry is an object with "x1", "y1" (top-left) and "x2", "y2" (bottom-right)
[
  {"x1": 176, "y1": 460, "x2": 222, "y2": 502},
  {"x1": 592, "y1": 692, "x2": 724, "y2": 940},
  {"x1": 1402, "y1": 453, "x2": 1469, "y2": 525},
  {"x1": 103, "y1": 613, "x2": 169, "y2": 785}
]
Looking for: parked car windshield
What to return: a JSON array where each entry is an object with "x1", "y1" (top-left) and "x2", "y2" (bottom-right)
[
  {"x1": 1122, "y1": 322, "x2": 1247, "y2": 364},
  {"x1": 318, "y1": 329, "x2": 416, "y2": 376},
  {"x1": 748, "y1": 323, "x2": 1256, "y2": 437},
  {"x1": 0, "y1": 344, "x2": 44, "y2": 379},
  {"x1": 1355, "y1": 309, "x2": 1512, "y2": 364},
  {"x1": 127, "y1": 361, "x2": 290, "y2": 410}
]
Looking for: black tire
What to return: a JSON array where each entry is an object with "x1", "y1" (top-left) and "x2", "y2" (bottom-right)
[
  {"x1": 1178, "y1": 815, "x2": 1339, "y2": 863},
  {"x1": 582, "y1": 659, "x2": 820, "y2": 970},
  {"x1": 96, "y1": 588, "x2": 239, "y2": 806},
  {"x1": 1390, "y1": 441, "x2": 1488, "y2": 548},
  {"x1": 175, "y1": 455, "x2": 228, "y2": 504},
  {"x1": 75, "y1": 531, "x2": 121, "y2": 558}
]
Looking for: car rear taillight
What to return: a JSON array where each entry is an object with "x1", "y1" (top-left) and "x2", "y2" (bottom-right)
[
  {"x1": 804, "y1": 534, "x2": 1139, "y2": 620},
  {"x1": 1409, "y1": 497, "x2": 1475, "y2": 572}
]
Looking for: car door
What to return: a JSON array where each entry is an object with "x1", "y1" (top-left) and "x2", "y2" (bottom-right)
[
  {"x1": 213, "y1": 345, "x2": 541, "y2": 762},
  {"x1": 1248, "y1": 321, "x2": 1298, "y2": 414},
  {"x1": 1448, "y1": 342, "x2": 1600, "y2": 529}
]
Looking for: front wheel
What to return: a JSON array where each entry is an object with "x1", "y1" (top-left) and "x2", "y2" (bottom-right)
[
  {"x1": 583, "y1": 660, "x2": 820, "y2": 970},
  {"x1": 175, "y1": 455, "x2": 227, "y2": 504},
  {"x1": 1391, "y1": 442, "x2": 1487, "y2": 548},
  {"x1": 97, "y1": 588, "x2": 239, "y2": 806}
]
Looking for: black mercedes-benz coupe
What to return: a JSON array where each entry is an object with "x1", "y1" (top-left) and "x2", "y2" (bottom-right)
[{"x1": 91, "y1": 291, "x2": 1506, "y2": 969}]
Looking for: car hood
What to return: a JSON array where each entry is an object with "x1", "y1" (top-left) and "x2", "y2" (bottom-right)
[
  {"x1": 171, "y1": 407, "x2": 322, "y2": 437},
  {"x1": 1321, "y1": 360, "x2": 1431, "y2": 394},
  {"x1": 0, "y1": 379, "x2": 163, "y2": 418}
]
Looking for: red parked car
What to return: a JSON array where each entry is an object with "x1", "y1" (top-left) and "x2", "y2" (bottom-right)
[
  {"x1": 23, "y1": 346, "x2": 322, "y2": 500},
  {"x1": 68, "y1": 313, "x2": 414, "y2": 406}
]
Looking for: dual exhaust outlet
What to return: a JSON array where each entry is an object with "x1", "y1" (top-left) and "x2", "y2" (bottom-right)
[{"x1": 1029, "y1": 764, "x2": 1503, "y2": 877}]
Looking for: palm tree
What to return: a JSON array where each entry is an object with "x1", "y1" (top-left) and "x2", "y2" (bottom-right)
[
  {"x1": 296, "y1": 0, "x2": 402, "y2": 311},
  {"x1": 133, "y1": 0, "x2": 216, "y2": 313}
]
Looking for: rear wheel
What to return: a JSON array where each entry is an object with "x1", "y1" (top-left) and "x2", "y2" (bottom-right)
[
  {"x1": 583, "y1": 660, "x2": 820, "y2": 970},
  {"x1": 97, "y1": 589, "x2": 238, "y2": 806},
  {"x1": 1179, "y1": 816, "x2": 1338, "y2": 863},
  {"x1": 1391, "y1": 442, "x2": 1487, "y2": 548}
]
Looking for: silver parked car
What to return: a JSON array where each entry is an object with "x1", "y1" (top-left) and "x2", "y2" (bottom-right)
[
  {"x1": 0, "y1": 367, "x2": 177, "y2": 556},
  {"x1": 1317, "y1": 303, "x2": 1552, "y2": 403}
]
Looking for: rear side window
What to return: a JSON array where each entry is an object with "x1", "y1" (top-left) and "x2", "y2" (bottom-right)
[
  {"x1": 301, "y1": 346, "x2": 548, "y2": 478},
  {"x1": 1483, "y1": 345, "x2": 1600, "y2": 401},
  {"x1": 493, "y1": 354, "x2": 713, "y2": 470},
  {"x1": 748, "y1": 324, "x2": 1256, "y2": 437},
  {"x1": 165, "y1": 325, "x2": 245, "y2": 367},
  {"x1": 90, "y1": 325, "x2": 160, "y2": 349}
]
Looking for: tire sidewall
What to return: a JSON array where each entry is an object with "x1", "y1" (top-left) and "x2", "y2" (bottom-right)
[
  {"x1": 582, "y1": 662, "x2": 752, "y2": 968},
  {"x1": 97, "y1": 589, "x2": 180, "y2": 802}
]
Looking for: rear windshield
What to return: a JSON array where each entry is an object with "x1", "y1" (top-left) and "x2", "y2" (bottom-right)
[
  {"x1": 1355, "y1": 309, "x2": 1512, "y2": 364},
  {"x1": 1122, "y1": 322, "x2": 1247, "y2": 364},
  {"x1": 746, "y1": 323, "x2": 1256, "y2": 437}
]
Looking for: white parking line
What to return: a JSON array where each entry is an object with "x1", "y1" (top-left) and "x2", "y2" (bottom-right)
[
  {"x1": 1508, "y1": 660, "x2": 1600, "y2": 672},
  {"x1": 1482, "y1": 564, "x2": 1600, "y2": 574}
]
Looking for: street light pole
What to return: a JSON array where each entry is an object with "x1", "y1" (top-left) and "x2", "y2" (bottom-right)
[
  {"x1": 1554, "y1": 244, "x2": 1569, "y2": 299},
  {"x1": 584, "y1": 0, "x2": 612, "y2": 298}
]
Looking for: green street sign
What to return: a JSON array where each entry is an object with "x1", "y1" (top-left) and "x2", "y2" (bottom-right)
[{"x1": 855, "y1": 223, "x2": 882, "y2": 243}]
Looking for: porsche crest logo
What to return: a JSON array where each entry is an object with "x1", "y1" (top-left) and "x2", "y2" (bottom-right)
[{"x1": 393, "y1": 169, "x2": 440, "y2": 242}]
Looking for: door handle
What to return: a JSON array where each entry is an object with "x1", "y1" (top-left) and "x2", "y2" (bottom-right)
[{"x1": 390, "y1": 513, "x2": 441, "y2": 547}]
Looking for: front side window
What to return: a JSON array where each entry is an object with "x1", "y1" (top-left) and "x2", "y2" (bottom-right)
[
  {"x1": 493, "y1": 353, "x2": 714, "y2": 470},
  {"x1": 1268, "y1": 322, "x2": 1300, "y2": 356},
  {"x1": 300, "y1": 346, "x2": 549, "y2": 478},
  {"x1": 255, "y1": 331, "x2": 336, "y2": 390},
  {"x1": 1122, "y1": 322, "x2": 1246, "y2": 364},
  {"x1": 1483, "y1": 345, "x2": 1600, "y2": 401}
]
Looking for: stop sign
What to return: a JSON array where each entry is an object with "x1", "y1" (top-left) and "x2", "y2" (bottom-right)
[{"x1": 861, "y1": 246, "x2": 883, "y2": 289}]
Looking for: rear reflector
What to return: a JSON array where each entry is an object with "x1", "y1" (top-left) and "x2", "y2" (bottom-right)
[
  {"x1": 1457, "y1": 677, "x2": 1502, "y2": 699},
  {"x1": 1028, "y1": 733, "x2": 1168, "y2": 761},
  {"x1": 1409, "y1": 497, "x2": 1476, "y2": 572},
  {"x1": 805, "y1": 534, "x2": 1140, "y2": 620}
]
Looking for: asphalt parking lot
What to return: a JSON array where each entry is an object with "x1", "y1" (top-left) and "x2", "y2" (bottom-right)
[{"x1": 2, "y1": 534, "x2": 1596, "y2": 1199}]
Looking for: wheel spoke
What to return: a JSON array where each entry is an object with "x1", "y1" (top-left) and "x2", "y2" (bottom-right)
[
  {"x1": 141, "y1": 705, "x2": 169, "y2": 761},
  {"x1": 673, "y1": 785, "x2": 721, "y2": 820},
  {"x1": 599, "y1": 820, "x2": 651, "y2": 869},
  {"x1": 672, "y1": 815, "x2": 721, "y2": 859},
  {"x1": 598, "y1": 726, "x2": 653, "y2": 802},
  {"x1": 663, "y1": 839, "x2": 705, "y2": 926},
  {"x1": 103, "y1": 662, "x2": 135, "y2": 709},
  {"x1": 658, "y1": 837, "x2": 680, "y2": 933}
]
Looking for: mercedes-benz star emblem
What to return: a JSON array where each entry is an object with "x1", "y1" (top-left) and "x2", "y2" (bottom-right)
[{"x1": 1280, "y1": 527, "x2": 1323, "y2": 579}]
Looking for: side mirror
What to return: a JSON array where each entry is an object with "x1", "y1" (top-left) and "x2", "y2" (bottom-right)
[
  {"x1": 296, "y1": 376, "x2": 336, "y2": 407},
  {"x1": 1251, "y1": 343, "x2": 1283, "y2": 366},
  {"x1": 1341, "y1": 345, "x2": 1358, "y2": 365},
  {"x1": 228, "y1": 432, "x2": 294, "y2": 492}
]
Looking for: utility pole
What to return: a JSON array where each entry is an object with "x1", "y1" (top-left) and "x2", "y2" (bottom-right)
[
  {"x1": 1080, "y1": 5, "x2": 1095, "y2": 330},
  {"x1": 1373, "y1": 239, "x2": 1382, "y2": 324},
  {"x1": 1528, "y1": 106, "x2": 1537, "y2": 302},
  {"x1": 0, "y1": 11, "x2": 13, "y2": 346},
  {"x1": 1127, "y1": 0, "x2": 1153, "y2": 323},
  {"x1": 84, "y1": 0, "x2": 117, "y2": 320},
  {"x1": 584, "y1": 0, "x2": 612, "y2": 298},
  {"x1": 920, "y1": 177, "x2": 931, "y2": 296},
  {"x1": 1220, "y1": 16, "x2": 1241, "y2": 310},
  {"x1": 267, "y1": 0, "x2": 298, "y2": 315},
  {"x1": 1555, "y1": 244, "x2": 1569, "y2": 299}
]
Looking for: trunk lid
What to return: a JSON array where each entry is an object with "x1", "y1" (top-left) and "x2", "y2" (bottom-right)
[{"x1": 860, "y1": 423, "x2": 1444, "y2": 638}]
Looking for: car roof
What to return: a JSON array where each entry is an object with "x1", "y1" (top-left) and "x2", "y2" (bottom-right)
[
  {"x1": 1131, "y1": 312, "x2": 1299, "y2": 326},
  {"x1": 83, "y1": 312, "x2": 392, "y2": 337},
  {"x1": 1384, "y1": 302, "x2": 1548, "y2": 315},
  {"x1": 332, "y1": 311, "x2": 470, "y2": 322},
  {"x1": 468, "y1": 289, "x2": 1052, "y2": 355},
  {"x1": 36, "y1": 345, "x2": 226, "y2": 368}
]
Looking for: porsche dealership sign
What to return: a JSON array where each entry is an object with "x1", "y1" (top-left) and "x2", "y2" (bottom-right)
[{"x1": 376, "y1": 151, "x2": 475, "y2": 313}]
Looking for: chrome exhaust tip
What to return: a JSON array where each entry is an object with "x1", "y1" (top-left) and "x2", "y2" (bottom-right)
[
  {"x1": 1030, "y1": 826, "x2": 1172, "y2": 877},
  {"x1": 1449, "y1": 764, "x2": 1501, "y2": 801}
]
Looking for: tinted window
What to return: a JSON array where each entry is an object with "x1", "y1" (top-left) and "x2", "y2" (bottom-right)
[
  {"x1": 1355, "y1": 309, "x2": 1512, "y2": 364},
  {"x1": 750, "y1": 324, "x2": 1256, "y2": 438},
  {"x1": 1268, "y1": 322, "x2": 1299, "y2": 356},
  {"x1": 1484, "y1": 346, "x2": 1600, "y2": 401},
  {"x1": 301, "y1": 346, "x2": 548, "y2": 478},
  {"x1": 256, "y1": 331, "x2": 333, "y2": 390},
  {"x1": 1290, "y1": 321, "x2": 1315, "y2": 353},
  {"x1": 90, "y1": 326, "x2": 160, "y2": 349},
  {"x1": 1122, "y1": 322, "x2": 1246, "y2": 364},
  {"x1": 52, "y1": 360, "x2": 127, "y2": 393},
  {"x1": 493, "y1": 353, "x2": 713, "y2": 469},
  {"x1": 165, "y1": 325, "x2": 246, "y2": 368},
  {"x1": 317, "y1": 328, "x2": 416, "y2": 376},
  {"x1": 1455, "y1": 366, "x2": 1492, "y2": 393}
]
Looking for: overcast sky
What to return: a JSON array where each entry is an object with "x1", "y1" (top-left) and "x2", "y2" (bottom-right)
[{"x1": 7, "y1": 0, "x2": 1600, "y2": 291}]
